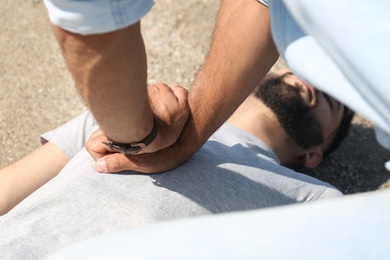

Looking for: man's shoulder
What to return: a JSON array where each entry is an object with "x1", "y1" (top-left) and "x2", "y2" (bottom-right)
[{"x1": 211, "y1": 123, "x2": 281, "y2": 164}]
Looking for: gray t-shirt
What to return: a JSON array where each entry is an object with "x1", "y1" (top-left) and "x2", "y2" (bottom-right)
[{"x1": 0, "y1": 112, "x2": 342, "y2": 259}]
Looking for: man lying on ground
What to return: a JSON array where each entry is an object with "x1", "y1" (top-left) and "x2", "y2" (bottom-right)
[{"x1": 0, "y1": 69, "x2": 354, "y2": 258}]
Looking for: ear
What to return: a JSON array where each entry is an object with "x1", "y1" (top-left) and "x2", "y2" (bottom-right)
[{"x1": 302, "y1": 149, "x2": 323, "y2": 168}]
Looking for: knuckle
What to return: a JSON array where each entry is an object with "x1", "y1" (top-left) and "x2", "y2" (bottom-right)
[{"x1": 106, "y1": 155, "x2": 124, "y2": 172}]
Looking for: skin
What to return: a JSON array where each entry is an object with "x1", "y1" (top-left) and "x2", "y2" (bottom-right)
[
  {"x1": 46, "y1": 0, "x2": 345, "y2": 173},
  {"x1": 53, "y1": 22, "x2": 189, "y2": 153},
  {"x1": 276, "y1": 69, "x2": 345, "y2": 149},
  {"x1": 0, "y1": 82, "x2": 190, "y2": 215},
  {"x1": 0, "y1": 82, "x2": 181, "y2": 215},
  {"x1": 0, "y1": 70, "x2": 345, "y2": 215},
  {"x1": 86, "y1": 0, "x2": 279, "y2": 173},
  {"x1": 88, "y1": 68, "x2": 345, "y2": 172},
  {"x1": 0, "y1": 142, "x2": 68, "y2": 216},
  {"x1": 269, "y1": 69, "x2": 345, "y2": 167},
  {"x1": 53, "y1": 22, "x2": 152, "y2": 143}
]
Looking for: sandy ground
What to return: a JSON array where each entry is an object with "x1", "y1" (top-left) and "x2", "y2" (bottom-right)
[{"x1": 1, "y1": 0, "x2": 389, "y2": 195}]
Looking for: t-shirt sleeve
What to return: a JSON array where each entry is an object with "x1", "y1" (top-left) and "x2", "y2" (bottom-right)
[
  {"x1": 257, "y1": 0, "x2": 269, "y2": 7},
  {"x1": 41, "y1": 111, "x2": 97, "y2": 160}
]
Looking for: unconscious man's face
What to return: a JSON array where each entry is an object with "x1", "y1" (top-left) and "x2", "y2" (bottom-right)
[{"x1": 254, "y1": 69, "x2": 345, "y2": 151}]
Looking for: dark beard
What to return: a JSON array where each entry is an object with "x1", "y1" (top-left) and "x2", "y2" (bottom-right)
[{"x1": 254, "y1": 74, "x2": 324, "y2": 149}]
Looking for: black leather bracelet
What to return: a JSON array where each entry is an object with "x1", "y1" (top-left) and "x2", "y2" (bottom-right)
[{"x1": 102, "y1": 117, "x2": 158, "y2": 155}]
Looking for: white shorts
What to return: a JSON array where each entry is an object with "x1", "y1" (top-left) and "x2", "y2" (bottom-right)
[{"x1": 44, "y1": 0, "x2": 155, "y2": 35}]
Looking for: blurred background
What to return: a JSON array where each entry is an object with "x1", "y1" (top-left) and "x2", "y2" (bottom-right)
[{"x1": 1, "y1": 0, "x2": 389, "y2": 194}]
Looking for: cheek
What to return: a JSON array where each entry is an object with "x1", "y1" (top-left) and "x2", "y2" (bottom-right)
[{"x1": 313, "y1": 102, "x2": 333, "y2": 135}]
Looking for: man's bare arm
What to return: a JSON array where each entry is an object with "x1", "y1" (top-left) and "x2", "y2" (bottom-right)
[
  {"x1": 54, "y1": 22, "x2": 152, "y2": 143},
  {"x1": 86, "y1": 0, "x2": 279, "y2": 173},
  {"x1": 185, "y1": 0, "x2": 278, "y2": 154},
  {"x1": 0, "y1": 143, "x2": 68, "y2": 215},
  {"x1": 53, "y1": 22, "x2": 189, "y2": 152}
]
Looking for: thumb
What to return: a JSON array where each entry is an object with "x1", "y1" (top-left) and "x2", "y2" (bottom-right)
[
  {"x1": 171, "y1": 84, "x2": 189, "y2": 103},
  {"x1": 95, "y1": 153, "x2": 132, "y2": 173}
]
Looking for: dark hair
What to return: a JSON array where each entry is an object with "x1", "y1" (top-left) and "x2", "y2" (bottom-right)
[{"x1": 253, "y1": 71, "x2": 355, "y2": 159}]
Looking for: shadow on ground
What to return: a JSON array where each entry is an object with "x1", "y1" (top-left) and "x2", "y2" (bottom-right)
[{"x1": 301, "y1": 118, "x2": 390, "y2": 194}]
